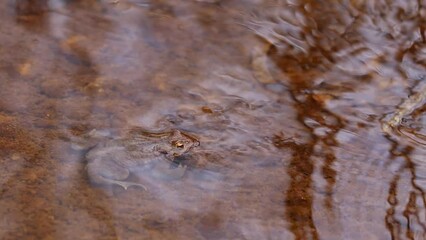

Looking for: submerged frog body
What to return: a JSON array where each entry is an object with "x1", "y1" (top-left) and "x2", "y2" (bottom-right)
[{"x1": 85, "y1": 129, "x2": 199, "y2": 190}]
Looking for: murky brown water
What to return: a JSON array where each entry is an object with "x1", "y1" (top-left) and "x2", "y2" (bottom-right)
[{"x1": 1, "y1": 0, "x2": 426, "y2": 239}]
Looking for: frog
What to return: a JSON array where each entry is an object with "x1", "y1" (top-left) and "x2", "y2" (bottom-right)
[
  {"x1": 382, "y1": 83, "x2": 426, "y2": 135},
  {"x1": 85, "y1": 129, "x2": 199, "y2": 190}
]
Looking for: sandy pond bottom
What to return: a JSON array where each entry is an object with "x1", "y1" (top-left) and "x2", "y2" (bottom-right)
[{"x1": 1, "y1": 0, "x2": 426, "y2": 239}]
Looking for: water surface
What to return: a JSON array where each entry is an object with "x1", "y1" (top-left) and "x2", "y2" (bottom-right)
[{"x1": 1, "y1": 0, "x2": 426, "y2": 239}]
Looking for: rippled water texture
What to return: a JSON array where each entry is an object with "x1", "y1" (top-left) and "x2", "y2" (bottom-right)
[{"x1": 1, "y1": 0, "x2": 426, "y2": 239}]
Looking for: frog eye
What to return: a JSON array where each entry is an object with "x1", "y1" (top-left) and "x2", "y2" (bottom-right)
[{"x1": 172, "y1": 140, "x2": 185, "y2": 148}]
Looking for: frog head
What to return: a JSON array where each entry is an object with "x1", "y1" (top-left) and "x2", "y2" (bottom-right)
[{"x1": 156, "y1": 130, "x2": 199, "y2": 160}]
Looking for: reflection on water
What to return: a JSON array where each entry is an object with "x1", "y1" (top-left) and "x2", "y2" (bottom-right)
[{"x1": 1, "y1": 0, "x2": 426, "y2": 239}]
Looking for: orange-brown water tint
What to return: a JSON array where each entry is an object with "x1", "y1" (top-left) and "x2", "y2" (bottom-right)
[{"x1": 0, "y1": 0, "x2": 426, "y2": 239}]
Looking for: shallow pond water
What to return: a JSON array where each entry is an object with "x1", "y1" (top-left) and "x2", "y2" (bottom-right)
[{"x1": 1, "y1": 0, "x2": 426, "y2": 239}]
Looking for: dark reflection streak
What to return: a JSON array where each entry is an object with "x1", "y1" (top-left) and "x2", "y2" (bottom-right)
[
  {"x1": 385, "y1": 174, "x2": 402, "y2": 240},
  {"x1": 287, "y1": 0, "x2": 350, "y2": 210},
  {"x1": 386, "y1": 136, "x2": 426, "y2": 239},
  {"x1": 393, "y1": 0, "x2": 425, "y2": 75},
  {"x1": 318, "y1": 112, "x2": 344, "y2": 210},
  {"x1": 271, "y1": 83, "x2": 343, "y2": 239},
  {"x1": 273, "y1": 133, "x2": 319, "y2": 240},
  {"x1": 251, "y1": 1, "x2": 348, "y2": 238},
  {"x1": 401, "y1": 151, "x2": 426, "y2": 236},
  {"x1": 404, "y1": 192, "x2": 417, "y2": 240},
  {"x1": 287, "y1": 93, "x2": 325, "y2": 240},
  {"x1": 265, "y1": 1, "x2": 349, "y2": 237},
  {"x1": 322, "y1": 152, "x2": 337, "y2": 209},
  {"x1": 283, "y1": 90, "x2": 343, "y2": 238}
]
